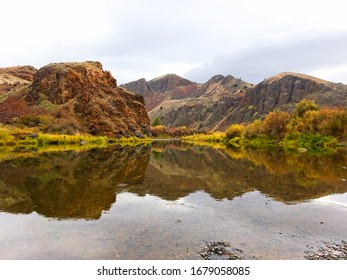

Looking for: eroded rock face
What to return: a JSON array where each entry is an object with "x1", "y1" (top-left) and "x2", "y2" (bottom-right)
[
  {"x1": 131, "y1": 74, "x2": 251, "y2": 131},
  {"x1": 121, "y1": 74, "x2": 199, "y2": 111},
  {"x1": 122, "y1": 78, "x2": 151, "y2": 96},
  {"x1": 27, "y1": 61, "x2": 117, "y2": 105},
  {"x1": 0, "y1": 61, "x2": 151, "y2": 137},
  {"x1": 124, "y1": 71, "x2": 347, "y2": 131},
  {"x1": 0, "y1": 62, "x2": 150, "y2": 136},
  {"x1": 227, "y1": 72, "x2": 347, "y2": 124}
]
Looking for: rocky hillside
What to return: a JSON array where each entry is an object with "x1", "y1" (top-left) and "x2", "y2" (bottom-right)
[
  {"x1": 123, "y1": 72, "x2": 347, "y2": 131},
  {"x1": 219, "y1": 72, "x2": 347, "y2": 127},
  {"x1": 122, "y1": 74, "x2": 253, "y2": 131},
  {"x1": 121, "y1": 74, "x2": 199, "y2": 111},
  {"x1": 0, "y1": 66, "x2": 36, "y2": 95},
  {"x1": 0, "y1": 65, "x2": 37, "y2": 82},
  {"x1": 0, "y1": 61, "x2": 150, "y2": 137}
]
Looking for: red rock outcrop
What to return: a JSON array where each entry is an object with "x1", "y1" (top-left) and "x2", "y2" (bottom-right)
[{"x1": 0, "y1": 62, "x2": 150, "y2": 137}]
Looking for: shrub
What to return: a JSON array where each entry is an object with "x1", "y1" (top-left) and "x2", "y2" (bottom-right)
[
  {"x1": 150, "y1": 125, "x2": 166, "y2": 137},
  {"x1": 316, "y1": 108, "x2": 347, "y2": 137},
  {"x1": 243, "y1": 119, "x2": 263, "y2": 138},
  {"x1": 0, "y1": 129, "x2": 15, "y2": 142},
  {"x1": 225, "y1": 124, "x2": 244, "y2": 139},
  {"x1": 289, "y1": 107, "x2": 347, "y2": 138},
  {"x1": 260, "y1": 111, "x2": 291, "y2": 139},
  {"x1": 282, "y1": 133, "x2": 338, "y2": 153},
  {"x1": 150, "y1": 125, "x2": 193, "y2": 137},
  {"x1": 293, "y1": 99, "x2": 319, "y2": 118},
  {"x1": 182, "y1": 132, "x2": 226, "y2": 142},
  {"x1": 152, "y1": 116, "x2": 161, "y2": 126}
]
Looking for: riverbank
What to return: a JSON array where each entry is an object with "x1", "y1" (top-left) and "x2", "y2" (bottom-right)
[
  {"x1": 183, "y1": 100, "x2": 347, "y2": 154},
  {"x1": 182, "y1": 132, "x2": 345, "y2": 154},
  {"x1": 0, "y1": 125, "x2": 153, "y2": 151}
]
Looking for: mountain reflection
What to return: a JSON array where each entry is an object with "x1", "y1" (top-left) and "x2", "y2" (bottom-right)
[
  {"x1": 143, "y1": 143, "x2": 347, "y2": 203},
  {"x1": 0, "y1": 142, "x2": 346, "y2": 220},
  {"x1": 0, "y1": 145, "x2": 151, "y2": 219}
]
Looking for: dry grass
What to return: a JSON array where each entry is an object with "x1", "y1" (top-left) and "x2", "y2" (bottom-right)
[{"x1": 0, "y1": 124, "x2": 153, "y2": 151}]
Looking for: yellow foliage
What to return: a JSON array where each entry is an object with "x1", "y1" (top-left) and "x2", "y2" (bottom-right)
[{"x1": 225, "y1": 124, "x2": 244, "y2": 139}]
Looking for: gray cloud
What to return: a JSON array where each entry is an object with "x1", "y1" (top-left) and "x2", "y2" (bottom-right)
[
  {"x1": 2, "y1": 1, "x2": 347, "y2": 84},
  {"x1": 185, "y1": 30, "x2": 347, "y2": 83}
]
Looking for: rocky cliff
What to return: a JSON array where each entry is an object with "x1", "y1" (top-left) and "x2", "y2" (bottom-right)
[
  {"x1": 221, "y1": 72, "x2": 347, "y2": 126},
  {"x1": 123, "y1": 72, "x2": 347, "y2": 131},
  {"x1": 0, "y1": 61, "x2": 150, "y2": 137},
  {"x1": 123, "y1": 74, "x2": 252, "y2": 131}
]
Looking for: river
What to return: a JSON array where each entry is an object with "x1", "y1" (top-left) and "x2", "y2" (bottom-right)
[{"x1": 0, "y1": 141, "x2": 346, "y2": 259}]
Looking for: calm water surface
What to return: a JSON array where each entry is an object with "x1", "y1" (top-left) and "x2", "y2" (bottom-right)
[{"x1": 0, "y1": 142, "x2": 346, "y2": 259}]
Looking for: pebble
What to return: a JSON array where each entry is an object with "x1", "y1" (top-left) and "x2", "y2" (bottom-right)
[{"x1": 198, "y1": 241, "x2": 239, "y2": 260}]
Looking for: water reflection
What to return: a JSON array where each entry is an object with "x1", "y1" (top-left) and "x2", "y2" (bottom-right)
[
  {"x1": 0, "y1": 142, "x2": 346, "y2": 220},
  {"x1": 135, "y1": 142, "x2": 347, "y2": 203},
  {"x1": 0, "y1": 145, "x2": 150, "y2": 219}
]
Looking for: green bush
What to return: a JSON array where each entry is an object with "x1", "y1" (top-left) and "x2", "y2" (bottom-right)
[
  {"x1": 293, "y1": 99, "x2": 319, "y2": 118},
  {"x1": 152, "y1": 116, "x2": 161, "y2": 126}
]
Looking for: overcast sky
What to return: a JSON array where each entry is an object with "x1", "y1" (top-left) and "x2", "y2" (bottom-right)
[{"x1": 1, "y1": 0, "x2": 347, "y2": 84}]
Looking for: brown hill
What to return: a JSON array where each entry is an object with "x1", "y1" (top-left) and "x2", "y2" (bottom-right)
[
  {"x1": 0, "y1": 66, "x2": 37, "y2": 96},
  {"x1": 123, "y1": 74, "x2": 252, "y2": 130},
  {"x1": 123, "y1": 72, "x2": 347, "y2": 131},
  {"x1": 0, "y1": 62, "x2": 150, "y2": 137},
  {"x1": 0, "y1": 65, "x2": 36, "y2": 82},
  {"x1": 121, "y1": 74, "x2": 199, "y2": 111},
  {"x1": 219, "y1": 72, "x2": 347, "y2": 127}
]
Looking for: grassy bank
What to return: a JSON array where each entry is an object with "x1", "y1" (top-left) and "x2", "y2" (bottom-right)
[
  {"x1": 0, "y1": 125, "x2": 153, "y2": 150},
  {"x1": 183, "y1": 100, "x2": 347, "y2": 154}
]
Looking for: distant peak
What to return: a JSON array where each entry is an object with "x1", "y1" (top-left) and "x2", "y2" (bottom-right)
[
  {"x1": 266, "y1": 72, "x2": 330, "y2": 84},
  {"x1": 148, "y1": 73, "x2": 195, "y2": 92},
  {"x1": 209, "y1": 74, "x2": 225, "y2": 82},
  {"x1": 149, "y1": 73, "x2": 189, "y2": 82},
  {"x1": 120, "y1": 78, "x2": 150, "y2": 95}
]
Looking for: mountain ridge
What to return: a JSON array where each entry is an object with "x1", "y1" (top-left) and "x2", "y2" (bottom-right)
[{"x1": 122, "y1": 72, "x2": 347, "y2": 131}]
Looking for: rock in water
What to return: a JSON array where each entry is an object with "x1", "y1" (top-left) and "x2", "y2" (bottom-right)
[{"x1": 23, "y1": 61, "x2": 150, "y2": 137}]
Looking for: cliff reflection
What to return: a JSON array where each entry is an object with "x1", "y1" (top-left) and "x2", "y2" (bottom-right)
[
  {"x1": 0, "y1": 142, "x2": 346, "y2": 220},
  {"x1": 0, "y1": 145, "x2": 150, "y2": 219}
]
